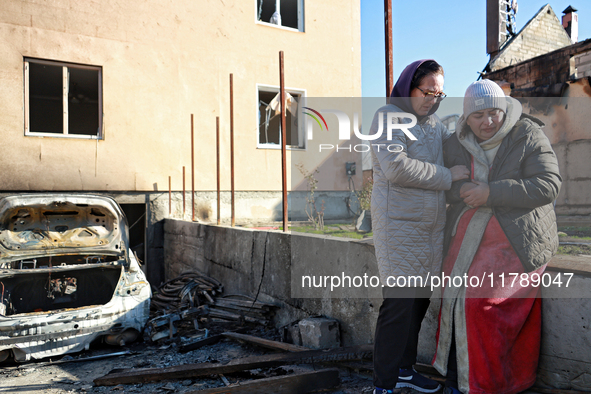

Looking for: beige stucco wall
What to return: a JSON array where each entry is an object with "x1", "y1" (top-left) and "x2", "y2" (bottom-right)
[{"x1": 0, "y1": 0, "x2": 362, "y2": 193}]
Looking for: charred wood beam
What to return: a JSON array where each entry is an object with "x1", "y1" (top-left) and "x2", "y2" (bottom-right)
[
  {"x1": 221, "y1": 332, "x2": 375, "y2": 376},
  {"x1": 185, "y1": 368, "x2": 340, "y2": 394},
  {"x1": 1, "y1": 351, "x2": 132, "y2": 371},
  {"x1": 221, "y1": 332, "x2": 308, "y2": 353},
  {"x1": 93, "y1": 345, "x2": 372, "y2": 386}
]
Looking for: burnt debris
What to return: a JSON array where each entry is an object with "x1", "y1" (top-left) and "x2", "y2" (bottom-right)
[{"x1": 147, "y1": 272, "x2": 278, "y2": 342}]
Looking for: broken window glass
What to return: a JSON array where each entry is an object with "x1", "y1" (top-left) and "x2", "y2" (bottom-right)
[
  {"x1": 25, "y1": 58, "x2": 102, "y2": 138},
  {"x1": 257, "y1": 0, "x2": 303, "y2": 31},
  {"x1": 258, "y1": 88, "x2": 302, "y2": 148}
]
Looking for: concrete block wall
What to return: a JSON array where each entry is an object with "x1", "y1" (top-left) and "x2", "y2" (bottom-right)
[
  {"x1": 163, "y1": 219, "x2": 380, "y2": 347},
  {"x1": 552, "y1": 140, "x2": 591, "y2": 215},
  {"x1": 163, "y1": 219, "x2": 591, "y2": 390},
  {"x1": 574, "y1": 50, "x2": 591, "y2": 78},
  {"x1": 488, "y1": 50, "x2": 571, "y2": 92},
  {"x1": 486, "y1": 39, "x2": 591, "y2": 94}
]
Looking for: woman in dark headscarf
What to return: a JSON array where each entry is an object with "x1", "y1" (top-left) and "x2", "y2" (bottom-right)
[{"x1": 370, "y1": 60, "x2": 469, "y2": 394}]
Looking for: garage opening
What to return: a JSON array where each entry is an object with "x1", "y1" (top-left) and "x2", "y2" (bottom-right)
[{"x1": 120, "y1": 204, "x2": 146, "y2": 264}]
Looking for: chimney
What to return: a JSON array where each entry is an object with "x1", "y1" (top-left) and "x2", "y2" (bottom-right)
[
  {"x1": 487, "y1": 0, "x2": 502, "y2": 57},
  {"x1": 487, "y1": 0, "x2": 518, "y2": 58},
  {"x1": 562, "y1": 6, "x2": 579, "y2": 44}
]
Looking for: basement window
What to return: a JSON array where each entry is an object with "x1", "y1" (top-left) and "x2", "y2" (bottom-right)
[
  {"x1": 24, "y1": 58, "x2": 103, "y2": 139},
  {"x1": 256, "y1": 0, "x2": 304, "y2": 32},
  {"x1": 257, "y1": 86, "x2": 304, "y2": 149}
]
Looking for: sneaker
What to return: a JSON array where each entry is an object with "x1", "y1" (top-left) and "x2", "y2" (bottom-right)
[
  {"x1": 373, "y1": 389, "x2": 395, "y2": 394},
  {"x1": 443, "y1": 387, "x2": 462, "y2": 394},
  {"x1": 395, "y1": 368, "x2": 441, "y2": 393}
]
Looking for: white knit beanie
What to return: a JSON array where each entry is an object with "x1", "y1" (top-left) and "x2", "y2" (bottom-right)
[{"x1": 463, "y1": 80, "x2": 507, "y2": 118}]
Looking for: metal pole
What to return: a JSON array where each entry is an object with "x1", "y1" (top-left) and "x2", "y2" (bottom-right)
[
  {"x1": 385, "y1": 0, "x2": 394, "y2": 96},
  {"x1": 191, "y1": 114, "x2": 195, "y2": 221},
  {"x1": 182, "y1": 166, "x2": 185, "y2": 215},
  {"x1": 216, "y1": 116, "x2": 221, "y2": 226},
  {"x1": 230, "y1": 74, "x2": 235, "y2": 227},
  {"x1": 168, "y1": 176, "x2": 172, "y2": 215},
  {"x1": 279, "y1": 51, "x2": 288, "y2": 232}
]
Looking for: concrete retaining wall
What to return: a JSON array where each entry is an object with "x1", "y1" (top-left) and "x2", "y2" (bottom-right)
[
  {"x1": 163, "y1": 219, "x2": 379, "y2": 346},
  {"x1": 163, "y1": 219, "x2": 591, "y2": 390}
]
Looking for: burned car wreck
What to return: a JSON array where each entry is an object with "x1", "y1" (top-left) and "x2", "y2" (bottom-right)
[{"x1": 0, "y1": 195, "x2": 151, "y2": 362}]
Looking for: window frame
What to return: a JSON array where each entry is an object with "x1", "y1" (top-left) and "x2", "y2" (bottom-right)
[
  {"x1": 24, "y1": 58, "x2": 103, "y2": 140},
  {"x1": 256, "y1": 83, "x2": 306, "y2": 150},
  {"x1": 255, "y1": 0, "x2": 305, "y2": 32}
]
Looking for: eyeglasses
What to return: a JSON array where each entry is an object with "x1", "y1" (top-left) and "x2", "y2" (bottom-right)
[{"x1": 416, "y1": 86, "x2": 447, "y2": 102}]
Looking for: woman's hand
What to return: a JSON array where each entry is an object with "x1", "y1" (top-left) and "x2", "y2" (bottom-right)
[
  {"x1": 460, "y1": 180, "x2": 490, "y2": 207},
  {"x1": 460, "y1": 182, "x2": 478, "y2": 195},
  {"x1": 450, "y1": 165, "x2": 470, "y2": 181}
]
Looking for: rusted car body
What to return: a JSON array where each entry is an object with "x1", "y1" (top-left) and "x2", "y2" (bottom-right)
[{"x1": 0, "y1": 194, "x2": 151, "y2": 362}]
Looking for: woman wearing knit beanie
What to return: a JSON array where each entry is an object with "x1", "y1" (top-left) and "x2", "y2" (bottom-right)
[{"x1": 433, "y1": 80, "x2": 562, "y2": 394}]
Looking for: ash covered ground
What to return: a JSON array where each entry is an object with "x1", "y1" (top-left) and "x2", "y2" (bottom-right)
[{"x1": 0, "y1": 323, "x2": 376, "y2": 394}]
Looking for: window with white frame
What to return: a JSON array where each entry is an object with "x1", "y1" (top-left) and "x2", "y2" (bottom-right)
[
  {"x1": 24, "y1": 58, "x2": 102, "y2": 138},
  {"x1": 258, "y1": 86, "x2": 304, "y2": 149},
  {"x1": 256, "y1": 0, "x2": 304, "y2": 31}
]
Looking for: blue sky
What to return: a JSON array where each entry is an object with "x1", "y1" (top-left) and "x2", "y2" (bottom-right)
[{"x1": 361, "y1": 1, "x2": 591, "y2": 98}]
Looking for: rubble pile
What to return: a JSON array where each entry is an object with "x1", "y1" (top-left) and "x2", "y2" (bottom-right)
[
  {"x1": 147, "y1": 272, "x2": 277, "y2": 342},
  {"x1": 151, "y1": 272, "x2": 223, "y2": 312}
]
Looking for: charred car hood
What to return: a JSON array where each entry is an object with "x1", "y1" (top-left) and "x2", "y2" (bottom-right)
[{"x1": 0, "y1": 194, "x2": 128, "y2": 262}]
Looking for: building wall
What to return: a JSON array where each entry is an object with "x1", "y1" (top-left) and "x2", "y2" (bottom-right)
[
  {"x1": 489, "y1": 4, "x2": 572, "y2": 72},
  {"x1": 486, "y1": 39, "x2": 591, "y2": 215},
  {"x1": 516, "y1": 79, "x2": 591, "y2": 215},
  {"x1": 486, "y1": 39, "x2": 591, "y2": 93},
  {"x1": 0, "y1": 0, "x2": 362, "y2": 194}
]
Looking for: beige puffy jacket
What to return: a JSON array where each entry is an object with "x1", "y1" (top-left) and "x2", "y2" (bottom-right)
[{"x1": 370, "y1": 103, "x2": 452, "y2": 283}]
